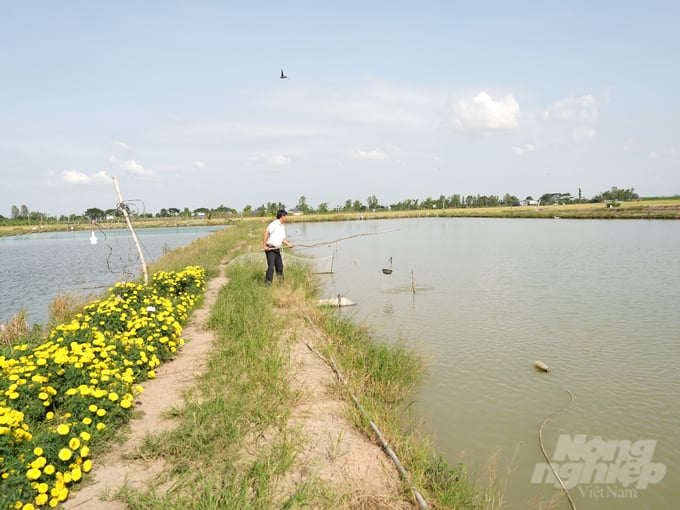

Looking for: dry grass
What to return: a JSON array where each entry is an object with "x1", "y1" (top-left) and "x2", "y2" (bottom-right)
[
  {"x1": 48, "y1": 291, "x2": 96, "y2": 326},
  {"x1": 1, "y1": 309, "x2": 30, "y2": 353}
]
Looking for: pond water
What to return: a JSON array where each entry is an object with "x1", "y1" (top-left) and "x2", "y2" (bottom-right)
[
  {"x1": 0, "y1": 226, "x2": 224, "y2": 325},
  {"x1": 290, "y1": 217, "x2": 680, "y2": 510}
]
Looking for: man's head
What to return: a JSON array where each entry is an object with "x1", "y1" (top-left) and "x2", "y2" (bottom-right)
[{"x1": 276, "y1": 209, "x2": 288, "y2": 220}]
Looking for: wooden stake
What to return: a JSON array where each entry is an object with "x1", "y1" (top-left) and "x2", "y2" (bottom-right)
[
  {"x1": 411, "y1": 269, "x2": 415, "y2": 294},
  {"x1": 112, "y1": 176, "x2": 148, "y2": 285}
]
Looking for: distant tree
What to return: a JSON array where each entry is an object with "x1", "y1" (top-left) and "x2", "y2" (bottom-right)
[
  {"x1": 317, "y1": 202, "x2": 329, "y2": 214},
  {"x1": 595, "y1": 187, "x2": 638, "y2": 202},
  {"x1": 242, "y1": 205, "x2": 253, "y2": 216},
  {"x1": 450, "y1": 194, "x2": 461, "y2": 208},
  {"x1": 367, "y1": 195, "x2": 379, "y2": 210},
  {"x1": 352, "y1": 199, "x2": 364, "y2": 212},
  {"x1": 84, "y1": 208, "x2": 105, "y2": 220},
  {"x1": 503, "y1": 193, "x2": 519, "y2": 206},
  {"x1": 20, "y1": 205, "x2": 29, "y2": 219},
  {"x1": 11, "y1": 205, "x2": 19, "y2": 219},
  {"x1": 159, "y1": 208, "x2": 169, "y2": 217},
  {"x1": 296, "y1": 195, "x2": 310, "y2": 213},
  {"x1": 182, "y1": 207, "x2": 191, "y2": 217},
  {"x1": 168, "y1": 207, "x2": 180, "y2": 216}
]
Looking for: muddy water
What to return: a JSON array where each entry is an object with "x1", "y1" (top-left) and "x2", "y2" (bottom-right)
[{"x1": 291, "y1": 217, "x2": 680, "y2": 510}]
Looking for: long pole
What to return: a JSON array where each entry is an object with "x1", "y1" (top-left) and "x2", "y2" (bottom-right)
[{"x1": 112, "y1": 176, "x2": 148, "y2": 285}]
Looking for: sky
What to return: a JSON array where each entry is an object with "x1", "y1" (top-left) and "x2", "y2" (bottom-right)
[{"x1": 1, "y1": 1, "x2": 679, "y2": 217}]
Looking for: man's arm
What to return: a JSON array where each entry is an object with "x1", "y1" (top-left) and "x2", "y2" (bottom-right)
[{"x1": 263, "y1": 228, "x2": 270, "y2": 250}]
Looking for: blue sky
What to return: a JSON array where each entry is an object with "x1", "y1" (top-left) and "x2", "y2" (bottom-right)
[{"x1": 1, "y1": 1, "x2": 678, "y2": 216}]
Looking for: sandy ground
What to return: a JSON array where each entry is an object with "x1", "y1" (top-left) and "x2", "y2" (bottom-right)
[{"x1": 63, "y1": 259, "x2": 414, "y2": 509}]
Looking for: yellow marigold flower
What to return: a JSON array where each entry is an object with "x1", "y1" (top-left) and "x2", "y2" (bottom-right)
[
  {"x1": 56, "y1": 424, "x2": 69, "y2": 435},
  {"x1": 35, "y1": 493, "x2": 48, "y2": 505},
  {"x1": 108, "y1": 392, "x2": 119, "y2": 402},
  {"x1": 30, "y1": 457, "x2": 46, "y2": 469},
  {"x1": 96, "y1": 409, "x2": 106, "y2": 417},
  {"x1": 38, "y1": 392, "x2": 49, "y2": 400},
  {"x1": 37, "y1": 482, "x2": 48, "y2": 494},
  {"x1": 82, "y1": 417, "x2": 92, "y2": 425},
  {"x1": 83, "y1": 459, "x2": 92, "y2": 473},
  {"x1": 46, "y1": 412, "x2": 54, "y2": 420},
  {"x1": 80, "y1": 431, "x2": 91, "y2": 441},
  {"x1": 43, "y1": 465, "x2": 55, "y2": 476},
  {"x1": 58, "y1": 487, "x2": 69, "y2": 501},
  {"x1": 71, "y1": 467, "x2": 82, "y2": 482},
  {"x1": 80, "y1": 445, "x2": 89, "y2": 458},
  {"x1": 33, "y1": 447, "x2": 43, "y2": 456},
  {"x1": 58, "y1": 448, "x2": 72, "y2": 462},
  {"x1": 120, "y1": 399, "x2": 132, "y2": 409},
  {"x1": 96, "y1": 423, "x2": 106, "y2": 431},
  {"x1": 88, "y1": 405, "x2": 97, "y2": 413},
  {"x1": 147, "y1": 370, "x2": 156, "y2": 379},
  {"x1": 22, "y1": 503, "x2": 35, "y2": 510},
  {"x1": 49, "y1": 498, "x2": 59, "y2": 507},
  {"x1": 26, "y1": 468, "x2": 41, "y2": 480},
  {"x1": 69, "y1": 438, "x2": 81, "y2": 450}
]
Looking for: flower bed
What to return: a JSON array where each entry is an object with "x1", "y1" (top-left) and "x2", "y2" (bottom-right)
[{"x1": 0, "y1": 266, "x2": 205, "y2": 509}]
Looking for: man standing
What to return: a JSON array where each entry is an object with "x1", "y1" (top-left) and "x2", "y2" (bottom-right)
[{"x1": 263, "y1": 209, "x2": 295, "y2": 284}]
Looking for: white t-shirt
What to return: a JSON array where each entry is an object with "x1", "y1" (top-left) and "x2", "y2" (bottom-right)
[{"x1": 266, "y1": 219, "x2": 286, "y2": 248}]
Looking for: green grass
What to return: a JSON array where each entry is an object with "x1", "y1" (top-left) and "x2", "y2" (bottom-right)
[
  {"x1": 5, "y1": 221, "x2": 505, "y2": 508},
  {"x1": 316, "y1": 312, "x2": 505, "y2": 509}
]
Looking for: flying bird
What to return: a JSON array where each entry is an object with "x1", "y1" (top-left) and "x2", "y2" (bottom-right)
[{"x1": 280, "y1": 68, "x2": 287, "y2": 79}]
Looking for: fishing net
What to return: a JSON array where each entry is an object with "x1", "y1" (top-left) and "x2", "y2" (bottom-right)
[{"x1": 228, "y1": 251, "x2": 334, "y2": 274}]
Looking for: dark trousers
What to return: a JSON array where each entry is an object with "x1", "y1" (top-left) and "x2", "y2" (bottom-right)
[{"x1": 265, "y1": 249, "x2": 283, "y2": 283}]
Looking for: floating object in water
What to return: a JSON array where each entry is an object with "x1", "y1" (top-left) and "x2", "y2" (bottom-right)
[
  {"x1": 533, "y1": 360, "x2": 550, "y2": 372},
  {"x1": 317, "y1": 295, "x2": 355, "y2": 307},
  {"x1": 382, "y1": 256, "x2": 393, "y2": 275},
  {"x1": 89, "y1": 232, "x2": 97, "y2": 245}
]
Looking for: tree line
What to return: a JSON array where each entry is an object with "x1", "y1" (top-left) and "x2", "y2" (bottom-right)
[{"x1": 1, "y1": 187, "x2": 642, "y2": 224}]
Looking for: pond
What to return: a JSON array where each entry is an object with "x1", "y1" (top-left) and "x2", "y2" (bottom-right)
[
  {"x1": 290, "y1": 217, "x2": 680, "y2": 510},
  {"x1": 1, "y1": 226, "x2": 225, "y2": 325}
]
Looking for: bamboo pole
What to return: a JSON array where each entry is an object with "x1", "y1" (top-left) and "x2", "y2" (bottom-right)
[{"x1": 112, "y1": 176, "x2": 148, "y2": 285}]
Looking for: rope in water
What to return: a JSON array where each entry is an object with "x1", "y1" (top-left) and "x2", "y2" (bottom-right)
[
  {"x1": 304, "y1": 315, "x2": 429, "y2": 510},
  {"x1": 294, "y1": 228, "x2": 400, "y2": 248},
  {"x1": 538, "y1": 390, "x2": 577, "y2": 510}
]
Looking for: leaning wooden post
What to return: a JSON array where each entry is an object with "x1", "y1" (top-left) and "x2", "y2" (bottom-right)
[
  {"x1": 112, "y1": 176, "x2": 148, "y2": 285},
  {"x1": 411, "y1": 269, "x2": 415, "y2": 294}
]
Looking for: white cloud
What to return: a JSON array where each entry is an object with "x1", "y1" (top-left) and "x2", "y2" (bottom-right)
[
  {"x1": 58, "y1": 170, "x2": 111, "y2": 185},
  {"x1": 193, "y1": 161, "x2": 206, "y2": 169},
  {"x1": 648, "y1": 148, "x2": 678, "y2": 160},
  {"x1": 450, "y1": 91, "x2": 520, "y2": 136},
  {"x1": 320, "y1": 86, "x2": 439, "y2": 129},
  {"x1": 248, "y1": 153, "x2": 291, "y2": 166},
  {"x1": 109, "y1": 156, "x2": 156, "y2": 179},
  {"x1": 349, "y1": 144, "x2": 401, "y2": 161},
  {"x1": 573, "y1": 126, "x2": 596, "y2": 141},
  {"x1": 114, "y1": 140, "x2": 131, "y2": 151},
  {"x1": 512, "y1": 143, "x2": 536, "y2": 156},
  {"x1": 542, "y1": 95, "x2": 598, "y2": 123},
  {"x1": 350, "y1": 148, "x2": 390, "y2": 160}
]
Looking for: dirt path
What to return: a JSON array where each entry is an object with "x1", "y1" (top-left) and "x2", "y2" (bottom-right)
[{"x1": 63, "y1": 259, "x2": 414, "y2": 509}]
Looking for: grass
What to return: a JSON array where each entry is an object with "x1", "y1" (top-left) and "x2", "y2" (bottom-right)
[
  {"x1": 5, "y1": 221, "x2": 505, "y2": 508},
  {"x1": 315, "y1": 312, "x2": 505, "y2": 509}
]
